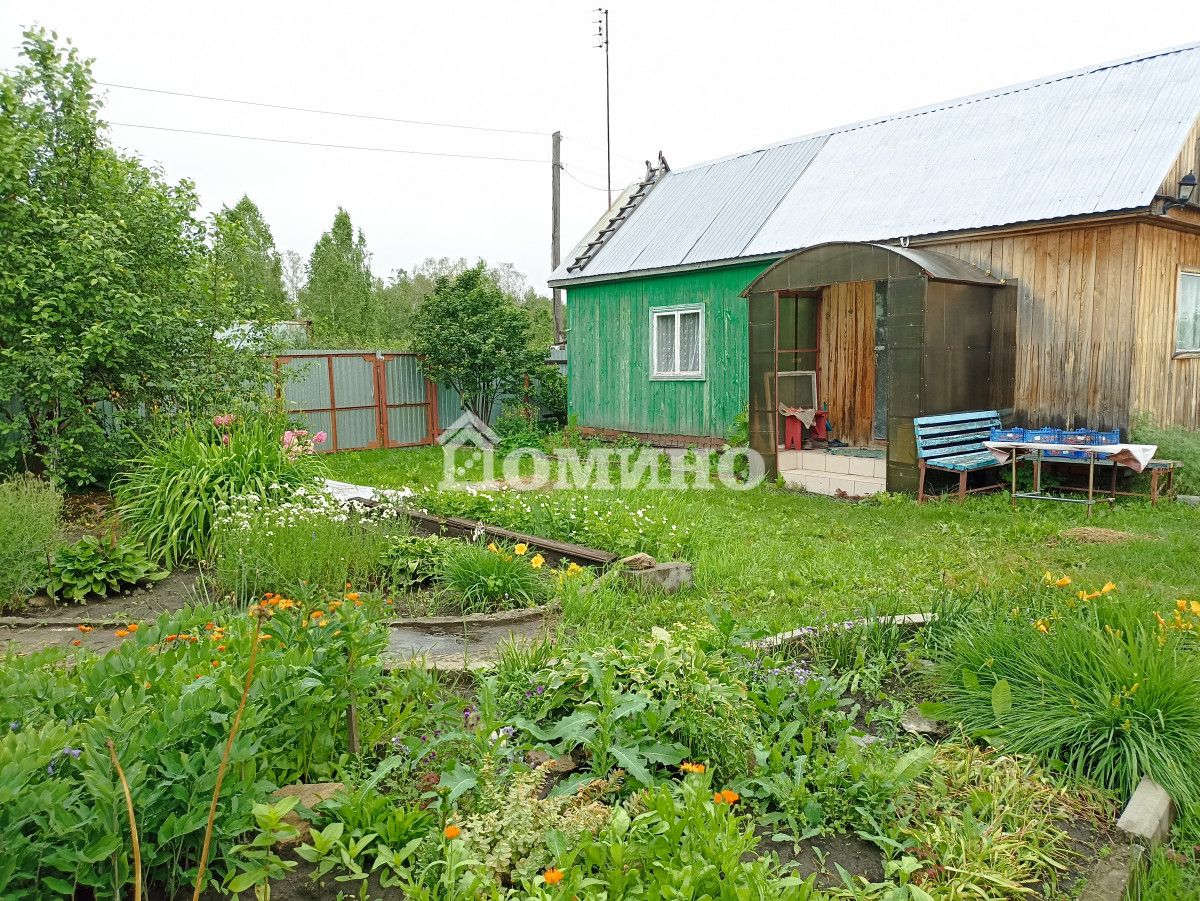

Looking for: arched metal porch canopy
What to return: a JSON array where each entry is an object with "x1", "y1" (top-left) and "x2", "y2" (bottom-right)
[{"x1": 740, "y1": 242, "x2": 1005, "y2": 296}]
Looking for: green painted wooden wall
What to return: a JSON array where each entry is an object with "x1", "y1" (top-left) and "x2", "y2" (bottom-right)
[{"x1": 566, "y1": 262, "x2": 771, "y2": 439}]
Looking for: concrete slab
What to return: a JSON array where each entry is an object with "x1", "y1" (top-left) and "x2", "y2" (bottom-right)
[{"x1": 1116, "y1": 777, "x2": 1174, "y2": 846}]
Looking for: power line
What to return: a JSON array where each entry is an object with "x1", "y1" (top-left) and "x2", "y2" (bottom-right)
[
  {"x1": 107, "y1": 121, "x2": 549, "y2": 163},
  {"x1": 97, "y1": 80, "x2": 553, "y2": 138},
  {"x1": 562, "y1": 166, "x2": 609, "y2": 192}
]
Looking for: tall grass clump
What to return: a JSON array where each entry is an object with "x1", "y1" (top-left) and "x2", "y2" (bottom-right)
[
  {"x1": 439, "y1": 541, "x2": 552, "y2": 613},
  {"x1": 927, "y1": 583, "x2": 1200, "y2": 819},
  {"x1": 115, "y1": 412, "x2": 322, "y2": 568},
  {"x1": 0, "y1": 475, "x2": 62, "y2": 611},
  {"x1": 1130, "y1": 414, "x2": 1200, "y2": 496}
]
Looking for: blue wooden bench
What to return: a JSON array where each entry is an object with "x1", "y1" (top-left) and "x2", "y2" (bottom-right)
[{"x1": 914, "y1": 410, "x2": 1008, "y2": 502}]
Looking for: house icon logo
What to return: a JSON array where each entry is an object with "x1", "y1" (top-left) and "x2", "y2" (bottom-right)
[{"x1": 438, "y1": 412, "x2": 500, "y2": 487}]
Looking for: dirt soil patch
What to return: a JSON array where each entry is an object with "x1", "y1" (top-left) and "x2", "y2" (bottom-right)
[
  {"x1": 1058, "y1": 526, "x2": 1147, "y2": 544},
  {"x1": 1, "y1": 569, "x2": 201, "y2": 654},
  {"x1": 759, "y1": 829, "x2": 885, "y2": 887}
]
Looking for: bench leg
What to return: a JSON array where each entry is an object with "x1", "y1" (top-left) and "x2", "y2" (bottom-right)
[
  {"x1": 958, "y1": 471, "x2": 968, "y2": 503},
  {"x1": 1151, "y1": 469, "x2": 1160, "y2": 506},
  {"x1": 918, "y1": 461, "x2": 927, "y2": 503}
]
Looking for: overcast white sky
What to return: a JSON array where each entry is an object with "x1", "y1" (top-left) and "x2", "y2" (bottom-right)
[{"x1": 3, "y1": 1, "x2": 1199, "y2": 292}]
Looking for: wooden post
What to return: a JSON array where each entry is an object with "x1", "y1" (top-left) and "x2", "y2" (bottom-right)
[{"x1": 551, "y1": 130, "x2": 564, "y2": 345}]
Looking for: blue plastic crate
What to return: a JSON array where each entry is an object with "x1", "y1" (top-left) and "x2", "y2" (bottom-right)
[
  {"x1": 1043, "y1": 448, "x2": 1090, "y2": 459},
  {"x1": 989, "y1": 427, "x2": 1026, "y2": 442},
  {"x1": 1024, "y1": 428, "x2": 1062, "y2": 444},
  {"x1": 1090, "y1": 429, "x2": 1120, "y2": 445},
  {"x1": 1059, "y1": 429, "x2": 1094, "y2": 445}
]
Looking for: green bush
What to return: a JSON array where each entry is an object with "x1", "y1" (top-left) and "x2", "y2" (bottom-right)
[
  {"x1": 439, "y1": 541, "x2": 552, "y2": 614},
  {"x1": 115, "y1": 412, "x2": 321, "y2": 568},
  {"x1": 1131, "y1": 415, "x2": 1200, "y2": 496},
  {"x1": 927, "y1": 584, "x2": 1200, "y2": 820},
  {"x1": 211, "y1": 487, "x2": 406, "y2": 602},
  {"x1": 48, "y1": 534, "x2": 167, "y2": 602},
  {"x1": 0, "y1": 475, "x2": 62, "y2": 611}
]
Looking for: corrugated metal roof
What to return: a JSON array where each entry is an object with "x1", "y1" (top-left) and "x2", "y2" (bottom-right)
[{"x1": 551, "y1": 43, "x2": 1200, "y2": 286}]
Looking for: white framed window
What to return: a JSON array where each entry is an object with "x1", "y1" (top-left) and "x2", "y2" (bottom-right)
[
  {"x1": 650, "y1": 304, "x2": 704, "y2": 379},
  {"x1": 1177, "y1": 270, "x2": 1200, "y2": 355}
]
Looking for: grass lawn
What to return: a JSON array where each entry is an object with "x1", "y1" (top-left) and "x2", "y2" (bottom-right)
[{"x1": 323, "y1": 447, "x2": 1200, "y2": 645}]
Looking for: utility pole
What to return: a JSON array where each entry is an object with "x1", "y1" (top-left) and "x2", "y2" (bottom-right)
[
  {"x1": 594, "y1": 8, "x2": 611, "y2": 207},
  {"x1": 551, "y1": 130, "x2": 564, "y2": 345}
]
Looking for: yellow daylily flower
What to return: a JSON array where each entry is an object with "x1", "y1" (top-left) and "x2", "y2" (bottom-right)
[
  {"x1": 1100, "y1": 582, "x2": 1117, "y2": 595},
  {"x1": 1054, "y1": 576, "x2": 1072, "y2": 588},
  {"x1": 487, "y1": 542, "x2": 500, "y2": 553},
  {"x1": 530, "y1": 553, "x2": 545, "y2": 569},
  {"x1": 514, "y1": 543, "x2": 528, "y2": 556}
]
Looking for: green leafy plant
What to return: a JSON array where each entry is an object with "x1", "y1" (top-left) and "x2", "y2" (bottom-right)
[
  {"x1": 225, "y1": 797, "x2": 300, "y2": 899},
  {"x1": 379, "y1": 533, "x2": 455, "y2": 592},
  {"x1": 115, "y1": 412, "x2": 320, "y2": 567},
  {"x1": 495, "y1": 627, "x2": 758, "y2": 783},
  {"x1": 0, "y1": 474, "x2": 61, "y2": 612},
  {"x1": 47, "y1": 534, "x2": 167, "y2": 603},
  {"x1": 438, "y1": 541, "x2": 552, "y2": 614}
]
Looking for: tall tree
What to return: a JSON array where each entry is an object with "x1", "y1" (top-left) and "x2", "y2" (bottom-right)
[
  {"x1": 0, "y1": 29, "x2": 277, "y2": 485},
  {"x1": 409, "y1": 265, "x2": 543, "y2": 422},
  {"x1": 299, "y1": 208, "x2": 375, "y2": 341},
  {"x1": 281, "y1": 249, "x2": 305, "y2": 307},
  {"x1": 210, "y1": 195, "x2": 290, "y2": 319}
]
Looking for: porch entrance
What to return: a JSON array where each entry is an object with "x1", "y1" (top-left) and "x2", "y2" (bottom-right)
[{"x1": 742, "y1": 242, "x2": 1016, "y2": 494}]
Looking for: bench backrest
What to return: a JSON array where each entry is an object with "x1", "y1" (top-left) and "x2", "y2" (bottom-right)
[{"x1": 913, "y1": 410, "x2": 1001, "y2": 462}]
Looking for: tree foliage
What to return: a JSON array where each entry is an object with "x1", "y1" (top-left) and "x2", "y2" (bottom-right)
[
  {"x1": 210, "y1": 195, "x2": 291, "y2": 320},
  {"x1": 298, "y1": 207, "x2": 376, "y2": 342},
  {"x1": 409, "y1": 265, "x2": 543, "y2": 422},
  {"x1": 0, "y1": 30, "x2": 279, "y2": 486}
]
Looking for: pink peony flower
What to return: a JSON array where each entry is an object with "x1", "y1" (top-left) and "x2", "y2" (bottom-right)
[
  {"x1": 312, "y1": 431, "x2": 327, "y2": 445},
  {"x1": 221, "y1": 433, "x2": 231, "y2": 445},
  {"x1": 282, "y1": 430, "x2": 297, "y2": 448},
  {"x1": 212, "y1": 413, "x2": 235, "y2": 428}
]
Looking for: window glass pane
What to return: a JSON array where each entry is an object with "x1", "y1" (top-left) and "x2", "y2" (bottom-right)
[
  {"x1": 655, "y1": 313, "x2": 676, "y2": 373},
  {"x1": 678, "y1": 311, "x2": 701, "y2": 373},
  {"x1": 1179, "y1": 273, "x2": 1200, "y2": 352}
]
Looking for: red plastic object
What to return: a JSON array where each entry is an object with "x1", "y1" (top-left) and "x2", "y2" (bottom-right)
[{"x1": 783, "y1": 411, "x2": 829, "y2": 448}]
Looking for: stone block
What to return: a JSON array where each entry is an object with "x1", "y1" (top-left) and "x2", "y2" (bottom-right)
[
  {"x1": 1116, "y1": 777, "x2": 1174, "y2": 846},
  {"x1": 620, "y1": 562, "x2": 694, "y2": 594},
  {"x1": 271, "y1": 782, "x2": 344, "y2": 846}
]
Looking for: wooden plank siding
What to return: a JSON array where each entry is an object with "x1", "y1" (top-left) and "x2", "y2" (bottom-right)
[
  {"x1": 1158, "y1": 114, "x2": 1200, "y2": 198},
  {"x1": 565, "y1": 262, "x2": 769, "y2": 439},
  {"x1": 818, "y1": 281, "x2": 877, "y2": 445},
  {"x1": 1130, "y1": 222, "x2": 1200, "y2": 429},
  {"x1": 924, "y1": 224, "x2": 1141, "y2": 432}
]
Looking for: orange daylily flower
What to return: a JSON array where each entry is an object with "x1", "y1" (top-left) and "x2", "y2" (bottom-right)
[
  {"x1": 713, "y1": 789, "x2": 740, "y2": 805},
  {"x1": 680, "y1": 761, "x2": 706, "y2": 774},
  {"x1": 114, "y1": 629, "x2": 129, "y2": 638},
  {"x1": 443, "y1": 824, "x2": 461, "y2": 840},
  {"x1": 126, "y1": 623, "x2": 139, "y2": 633},
  {"x1": 543, "y1": 867, "x2": 564, "y2": 885},
  {"x1": 76, "y1": 624, "x2": 93, "y2": 633}
]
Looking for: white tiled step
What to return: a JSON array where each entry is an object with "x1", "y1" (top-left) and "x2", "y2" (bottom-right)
[
  {"x1": 781, "y1": 470, "x2": 886, "y2": 497},
  {"x1": 777, "y1": 450, "x2": 887, "y2": 480}
]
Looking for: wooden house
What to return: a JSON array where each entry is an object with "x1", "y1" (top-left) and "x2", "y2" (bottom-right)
[{"x1": 548, "y1": 44, "x2": 1200, "y2": 494}]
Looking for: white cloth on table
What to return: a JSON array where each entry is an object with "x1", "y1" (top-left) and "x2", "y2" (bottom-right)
[
  {"x1": 983, "y1": 441, "x2": 1158, "y2": 473},
  {"x1": 778, "y1": 405, "x2": 817, "y2": 428}
]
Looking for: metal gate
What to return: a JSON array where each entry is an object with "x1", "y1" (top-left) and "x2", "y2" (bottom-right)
[{"x1": 274, "y1": 351, "x2": 439, "y2": 452}]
